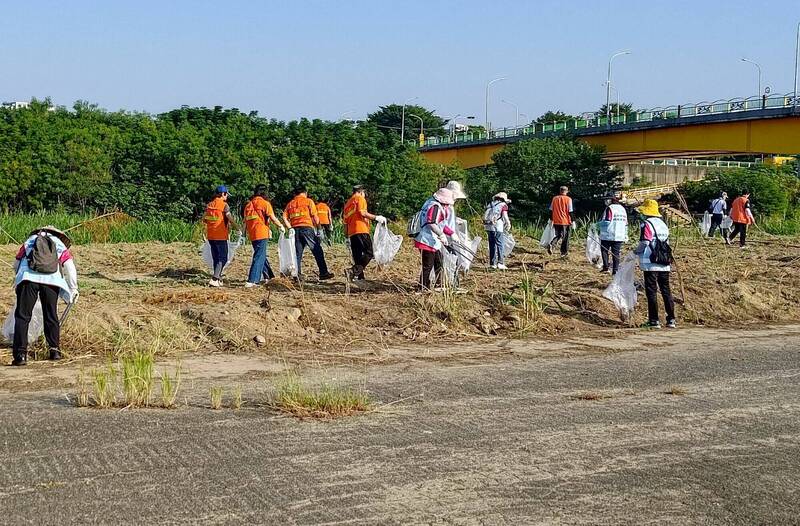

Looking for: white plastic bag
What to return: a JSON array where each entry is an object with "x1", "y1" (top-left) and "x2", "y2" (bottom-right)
[
  {"x1": 200, "y1": 236, "x2": 244, "y2": 272},
  {"x1": 278, "y1": 230, "x2": 298, "y2": 277},
  {"x1": 440, "y1": 246, "x2": 458, "y2": 287},
  {"x1": 586, "y1": 225, "x2": 602, "y2": 268},
  {"x1": 503, "y1": 233, "x2": 517, "y2": 256},
  {"x1": 2, "y1": 300, "x2": 44, "y2": 343},
  {"x1": 457, "y1": 235, "x2": 481, "y2": 272},
  {"x1": 700, "y1": 212, "x2": 711, "y2": 236},
  {"x1": 602, "y1": 253, "x2": 639, "y2": 320},
  {"x1": 539, "y1": 220, "x2": 555, "y2": 247},
  {"x1": 721, "y1": 215, "x2": 733, "y2": 230},
  {"x1": 373, "y1": 222, "x2": 403, "y2": 266}
]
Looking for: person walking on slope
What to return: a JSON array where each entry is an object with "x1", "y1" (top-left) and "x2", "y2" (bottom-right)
[
  {"x1": 415, "y1": 188, "x2": 456, "y2": 290},
  {"x1": 10, "y1": 226, "x2": 79, "y2": 365},
  {"x1": 243, "y1": 184, "x2": 285, "y2": 288},
  {"x1": 634, "y1": 199, "x2": 676, "y2": 329},
  {"x1": 204, "y1": 185, "x2": 240, "y2": 287},
  {"x1": 598, "y1": 193, "x2": 628, "y2": 274},
  {"x1": 726, "y1": 190, "x2": 755, "y2": 248},
  {"x1": 549, "y1": 186, "x2": 573, "y2": 257},
  {"x1": 343, "y1": 184, "x2": 386, "y2": 282},
  {"x1": 483, "y1": 192, "x2": 512, "y2": 270},
  {"x1": 283, "y1": 187, "x2": 335, "y2": 281},
  {"x1": 316, "y1": 200, "x2": 333, "y2": 246},
  {"x1": 707, "y1": 191, "x2": 728, "y2": 238}
]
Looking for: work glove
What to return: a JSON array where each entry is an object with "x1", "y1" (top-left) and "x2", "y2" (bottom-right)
[
  {"x1": 437, "y1": 232, "x2": 449, "y2": 246},
  {"x1": 70, "y1": 290, "x2": 80, "y2": 304},
  {"x1": 374, "y1": 215, "x2": 387, "y2": 224}
]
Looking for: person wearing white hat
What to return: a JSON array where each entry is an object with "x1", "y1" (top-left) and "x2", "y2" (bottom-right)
[
  {"x1": 414, "y1": 188, "x2": 456, "y2": 290},
  {"x1": 10, "y1": 226, "x2": 79, "y2": 365},
  {"x1": 483, "y1": 192, "x2": 512, "y2": 269}
]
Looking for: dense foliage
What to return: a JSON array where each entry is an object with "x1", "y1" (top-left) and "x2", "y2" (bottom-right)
[
  {"x1": 0, "y1": 99, "x2": 459, "y2": 221},
  {"x1": 681, "y1": 164, "x2": 800, "y2": 218},
  {"x1": 367, "y1": 104, "x2": 448, "y2": 141},
  {"x1": 466, "y1": 137, "x2": 621, "y2": 221}
]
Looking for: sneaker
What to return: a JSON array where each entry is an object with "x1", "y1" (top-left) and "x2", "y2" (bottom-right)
[
  {"x1": 10, "y1": 356, "x2": 26, "y2": 366},
  {"x1": 319, "y1": 272, "x2": 335, "y2": 281},
  {"x1": 49, "y1": 348, "x2": 62, "y2": 361},
  {"x1": 208, "y1": 279, "x2": 222, "y2": 287},
  {"x1": 244, "y1": 282, "x2": 257, "y2": 288},
  {"x1": 496, "y1": 264, "x2": 508, "y2": 270},
  {"x1": 489, "y1": 264, "x2": 497, "y2": 270},
  {"x1": 666, "y1": 319, "x2": 677, "y2": 329},
  {"x1": 724, "y1": 237, "x2": 731, "y2": 246},
  {"x1": 644, "y1": 321, "x2": 661, "y2": 329}
]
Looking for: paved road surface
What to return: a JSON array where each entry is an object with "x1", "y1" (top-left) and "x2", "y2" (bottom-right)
[{"x1": 1, "y1": 326, "x2": 799, "y2": 524}]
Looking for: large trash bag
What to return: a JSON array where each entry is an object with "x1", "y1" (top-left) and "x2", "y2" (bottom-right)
[
  {"x1": 586, "y1": 225, "x2": 602, "y2": 268},
  {"x1": 700, "y1": 212, "x2": 711, "y2": 236},
  {"x1": 602, "y1": 253, "x2": 639, "y2": 321},
  {"x1": 503, "y1": 233, "x2": 517, "y2": 257},
  {"x1": 457, "y1": 235, "x2": 481, "y2": 272},
  {"x1": 440, "y1": 246, "x2": 459, "y2": 287},
  {"x1": 2, "y1": 300, "x2": 44, "y2": 343},
  {"x1": 200, "y1": 235, "x2": 244, "y2": 272},
  {"x1": 278, "y1": 230, "x2": 298, "y2": 277},
  {"x1": 539, "y1": 220, "x2": 555, "y2": 247},
  {"x1": 373, "y1": 222, "x2": 403, "y2": 266},
  {"x1": 721, "y1": 215, "x2": 733, "y2": 231}
]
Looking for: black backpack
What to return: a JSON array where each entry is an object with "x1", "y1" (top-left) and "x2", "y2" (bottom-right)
[
  {"x1": 27, "y1": 233, "x2": 60, "y2": 273},
  {"x1": 646, "y1": 220, "x2": 673, "y2": 265}
]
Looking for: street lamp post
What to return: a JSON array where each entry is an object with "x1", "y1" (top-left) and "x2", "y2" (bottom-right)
[
  {"x1": 408, "y1": 113, "x2": 424, "y2": 145},
  {"x1": 741, "y1": 57, "x2": 762, "y2": 97},
  {"x1": 608, "y1": 85, "x2": 621, "y2": 120},
  {"x1": 401, "y1": 96, "x2": 418, "y2": 143},
  {"x1": 485, "y1": 77, "x2": 507, "y2": 135},
  {"x1": 501, "y1": 99, "x2": 520, "y2": 128},
  {"x1": 606, "y1": 50, "x2": 631, "y2": 126}
]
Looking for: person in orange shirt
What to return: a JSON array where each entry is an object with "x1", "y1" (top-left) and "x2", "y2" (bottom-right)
[
  {"x1": 203, "y1": 185, "x2": 239, "y2": 287},
  {"x1": 726, "y1": 189, "x2": 755, "y2": 248},
  {"x1": 244, "y1": 184, "x2": 285, "y2": 288},
  {"x1": 343, "y1": 184, "x2": 386, "y2": 281},
  {"x1": 282, "y1": 186, "x2": 335, "y2": 281},
  {"x1": 548, "y1": 186, "x2": 574, "y2": 257},
  {"x1": 316, "y1": 200, "x2": 333, "y2": 246}
]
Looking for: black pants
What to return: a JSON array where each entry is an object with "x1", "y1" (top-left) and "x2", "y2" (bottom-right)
[
  {"x1": 708, "y1": 214, "x2": 724, "y2": 237},
  {"x1": 13, "y1": 281, "x2": 60, "y2": 360},
  {"x1": 294, "y1": 226, "x2": 330, "y2": 278},
  {"x1": 600, "y1": 240, "x2": 623, "y2": 274},
  {"x1": 728, "y1": 222, "x2": 747, "y2": 246},
  {"x1": 420, "y1": 250, "x2": 443, "y2": 290},
  {"x1": 349, "y1": 233, "x2": 374, "y2": 279},
  {"x1": 551, "y1": 224, "x2": 570, "y2": 255},
  {"x1": 644, "y1": 271, "x2": 675, "y2": 323},
  {"x1": 320, "y1": 224, "x2": 332, "y2": 246}
]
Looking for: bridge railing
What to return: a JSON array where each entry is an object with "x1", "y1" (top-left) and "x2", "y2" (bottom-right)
[{"x1": 424, "y1": 93, "x2": 800, "y2": 148}]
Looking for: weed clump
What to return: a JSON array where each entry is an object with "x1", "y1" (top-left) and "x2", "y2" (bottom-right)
[
  {"x1": 271, "y1": 371, "x2": 372, "y2": 418},
  {"x1": 210, "y1": 386, "x2": 223, "y2": 410}
]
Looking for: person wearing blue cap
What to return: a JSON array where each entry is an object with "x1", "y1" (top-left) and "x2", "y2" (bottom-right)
[{"x1": 203, "y1": 185, "x2": 239, "y2": 287}]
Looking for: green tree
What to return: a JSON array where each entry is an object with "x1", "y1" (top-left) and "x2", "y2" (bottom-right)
[
  {"x1": 598, "y1": 102, "x2": 634, "y2": 118},
  {"x1": 367, "y1": 104, "x2": 447, "y2": 141},
  {"x1": 535, "y1": 111, "x2": 576, "y2": 124}
]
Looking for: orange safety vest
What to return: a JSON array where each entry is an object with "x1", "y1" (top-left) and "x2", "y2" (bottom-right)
[
  {"x1": 343, "y1": 194, "x2": 370, "y2": 236},
  {"x1": 730, "y1": 196, "x2": 752, "y2": 224},
  {"x1": 551, "y1": 195, "x2": 573, "y2": 226},
  {"x1": 317, "y1": 203, "x2": 332, "y2": 225},
  {"x1": 284, "y1": 195, "x2": 317, "y2": 228},
  {"x1": 204, "y1": 197, "x2": 229, "y2": 241},
  {"x1": 244, "y1": 196, "x2": 273, "y2": 241}
]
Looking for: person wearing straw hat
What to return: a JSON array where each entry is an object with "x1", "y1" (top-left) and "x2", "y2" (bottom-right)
[
  {"x1": 634, "y1": 199, "x2": 676, "y2": 329},
  {"x1": 483, "y1": 192, "x2": 512, "y2": 270},
  {"x1": 414, "y1": 187, "x2": 456, "y2": 290},
  {"x1": 10, "y1": 226, "x2": 79, "y2": 365}
]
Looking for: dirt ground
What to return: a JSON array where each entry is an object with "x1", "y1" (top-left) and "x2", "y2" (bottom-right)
[{"x1": 0, "y1": 230, "x2": 798, "y2": 373}]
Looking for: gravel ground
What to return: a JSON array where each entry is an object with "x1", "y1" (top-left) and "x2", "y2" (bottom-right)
[{"x1": 1, "y1": 325, "x2": 799, "y2": 525}]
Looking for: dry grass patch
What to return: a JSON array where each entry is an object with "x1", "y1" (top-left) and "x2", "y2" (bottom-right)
[
  {"x1": 664, "y1": 386, "x2": 687, "y2": 396},
  {"x1": 271, "y1": 371, "x2": 372, "y2": 419}
]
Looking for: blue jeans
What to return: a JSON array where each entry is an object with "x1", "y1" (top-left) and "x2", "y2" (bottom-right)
[
  {"x1": 208, "y1": 240, "x2": 228, "y2": 280},
  {"x1": 248, "y1": 239, "x2": 275, "y2": 284},
  {"x1": 487, "y1": 231, "x2": 505, "y2": 265},
  {"x1": 294, "y1": 227, "x2": 330, "y2": 278}
]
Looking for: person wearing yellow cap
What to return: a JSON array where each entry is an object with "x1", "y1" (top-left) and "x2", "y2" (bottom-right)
[{"x1": 634, "y1": 199, "x2": 676, "y2": 329}]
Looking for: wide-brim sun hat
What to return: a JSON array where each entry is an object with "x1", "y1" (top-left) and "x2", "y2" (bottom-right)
[
  {"x1": 446, "y1": 180, "x2": 467, "y2": 200},
  {"x1": 637, "y1": 199, "x2": 661, "y2": 217},
  {"x1": 493, "y1": 192, "x2": 511, "y2": 203},
  {"x1": 32, "y1": 225, "x2": 72, "y2": 248},
  {"x1": 433, "y1": 187, "x2": 455, "y2": 205}
]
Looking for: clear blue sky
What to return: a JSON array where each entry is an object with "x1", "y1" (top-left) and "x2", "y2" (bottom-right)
[{"x1": 3, "y1": 0, "x2": 799, "y2": 127}]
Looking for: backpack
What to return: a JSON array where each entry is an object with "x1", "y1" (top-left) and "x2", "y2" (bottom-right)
[
  {"x1": 646, "y1": 220, "x2": 673, "y2": 265},
  {"x1": 482, "y1": 202, "x2": 502, "y2": 225},
  {"x1": 406, "y1": 202, "x2": 442, "y2": 238},
  {"x1": 27, "y1": 233, "x2": 60, "y2": 273}
]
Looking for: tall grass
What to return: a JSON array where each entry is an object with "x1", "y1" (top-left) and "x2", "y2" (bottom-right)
[{"x1": 272, "y1": 371, "x2": 372, "y2": 418}]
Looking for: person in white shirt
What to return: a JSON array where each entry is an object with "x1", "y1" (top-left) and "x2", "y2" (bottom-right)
[
  {"x1": 597, "y1": 193, "x2": 628, "y2": 274},
  {"x1": 483, "y1": 192, "x2": 512, "y2": 270},
  {"x1": 707, "y1": 192, "x2": 728, "y2": 238}
]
